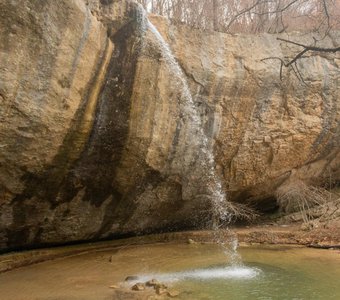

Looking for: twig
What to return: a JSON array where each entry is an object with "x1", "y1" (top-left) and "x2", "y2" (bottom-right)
[{"x1": 262, "y1": 37, "x2": 339, "y2": 81}]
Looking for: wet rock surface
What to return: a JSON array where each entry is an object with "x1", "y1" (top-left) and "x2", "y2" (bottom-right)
[
  {"x1": 129, "y1": 279, "x2": 178, "y2": 299},
  {"x1": 0, "y1": 0, "x2": 339, "y2": 251},
  {"x1": 131, "y1": 283, "x2": 146, "y2": 291}
]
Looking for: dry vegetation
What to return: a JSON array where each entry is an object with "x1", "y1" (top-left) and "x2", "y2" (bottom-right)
[
  {"x1": 225, "y1": 202, "x2": 260, "y2": 222},
  {"x1": 276, "y1": 181, "x2": 340, "y2": 224}
]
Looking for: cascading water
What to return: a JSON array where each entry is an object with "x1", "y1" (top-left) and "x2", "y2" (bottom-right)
[{"x1": 146, "y1": 18, "x2": 241, "y2": 265}]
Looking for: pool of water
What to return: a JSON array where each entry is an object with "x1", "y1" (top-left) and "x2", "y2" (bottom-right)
[{"x1": 0, "y1": 242, "x2": 339, "y2": 299}]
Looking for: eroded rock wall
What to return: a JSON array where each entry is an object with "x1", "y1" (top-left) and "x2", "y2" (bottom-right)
[
  {"x1": 0, "y1": 0, "x2": 339, "y2": 251},
  {"x1": 0, "y1": 0, "x2": 147, "y2": 249},
  {"x1": 148, "y1": 16, "x2": 340, "y2": 207}
]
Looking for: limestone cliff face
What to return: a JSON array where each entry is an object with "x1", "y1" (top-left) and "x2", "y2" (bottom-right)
[
  {"x1": 0, "y1": 0, "x2": 339, "y2": 251},
  {"x1": 149, "y1": 17, "x2": 340, "y2": 206}
]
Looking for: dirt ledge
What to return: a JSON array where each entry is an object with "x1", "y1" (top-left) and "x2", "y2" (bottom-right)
[
  {"x1": 1, "y1": 222, "x2": 339, "y2": 274},
  {"x1": 237, "y1": 223, "x2": 340, "y2": 249}
]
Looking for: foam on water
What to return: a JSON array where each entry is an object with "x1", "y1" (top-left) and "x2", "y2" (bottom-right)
[{"x1": 130, "y1": 266, "x2": 261, "y2": 284}]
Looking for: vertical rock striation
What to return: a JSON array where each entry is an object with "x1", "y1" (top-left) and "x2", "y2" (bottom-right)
[{"x1": 0, "y1": 0, "x2": 339, "y2": 251}]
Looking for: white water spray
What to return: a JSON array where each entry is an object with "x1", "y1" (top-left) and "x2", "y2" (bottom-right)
[
  {"x1": 129, "y1": 266, "x2": 260, "y2": 283},
  {"x1": 147, "y1": 20, "x2": 227, "y2": 214},
  {"x1": 146, "y1": 16, "x2": 240, "y2": 265}
]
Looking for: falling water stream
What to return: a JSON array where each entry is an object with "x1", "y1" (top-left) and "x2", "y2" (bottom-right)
[{"x1": 147, "y1": 19, "x2": 240, "y2": 265}]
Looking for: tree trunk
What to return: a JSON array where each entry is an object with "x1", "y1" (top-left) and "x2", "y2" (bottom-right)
[{"x1": 213, "y1": 0, "x2": 219, "y2": 31}]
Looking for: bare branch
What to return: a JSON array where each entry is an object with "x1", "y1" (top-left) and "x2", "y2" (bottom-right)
[
  {"x1": 225, "y1": 0, "x2": 262, "y2": 32},
  {"x1": 277, "y1": 37, "x2": 340, "y2": 67}
]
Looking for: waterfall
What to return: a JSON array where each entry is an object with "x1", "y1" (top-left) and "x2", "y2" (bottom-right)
[{"x1": 147, "y1": 19, "x2": 240, "y2": 265}]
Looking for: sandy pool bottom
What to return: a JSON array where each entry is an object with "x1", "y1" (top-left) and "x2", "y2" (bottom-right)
[{"x1": 0, "y1": 243, "x2": 339, "y2": 300}]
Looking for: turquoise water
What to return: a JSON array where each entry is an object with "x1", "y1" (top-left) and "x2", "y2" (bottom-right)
[
  {"x1": 172, "y1": 260, "x2": 339, "y2": 300},
  {"x1": 0, "y1": 243, "x2": 339, "y2": 299},
  {"x1": 128, "y1": 244, "x2": 340, "y2": 300}
]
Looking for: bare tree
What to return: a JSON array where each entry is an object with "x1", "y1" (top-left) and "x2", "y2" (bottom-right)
[
  {"x1": 262, "y1": 37, "x2": 340, "y2": 82},
  {"x1": 136, "y1": 0, "x2": 339, "y2": 33},
  {"x1": 136, "y1": 0, "x2": 339, "y2": 81},
  {"x1": 212, "y1": 0, "x2": 219, "y2": 31}
]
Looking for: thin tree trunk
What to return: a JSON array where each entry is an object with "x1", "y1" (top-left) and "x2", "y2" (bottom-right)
[{"x1": 213, "y1": 0, "x2": 219, "y2": 31}]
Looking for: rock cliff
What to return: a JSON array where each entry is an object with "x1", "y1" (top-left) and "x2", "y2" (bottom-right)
[{"x1": 0, "y1": 0, "x2": 339, "y2": 251}]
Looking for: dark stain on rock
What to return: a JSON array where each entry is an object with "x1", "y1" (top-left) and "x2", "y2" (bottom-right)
[
  {"x1": 309, "y1": 91, "x2": 339, "y2": 163},
  {"x1": 69, "y1": 19, "x2": 144, "y2": 207},
  {"x1": 100, "y1": 0, "x2": 114, "y2": 5},
  {"x1": 7, "y1": 5, "x2": 146, "y2": 250},
  {"x1": 99, "y1": 168, "x2": 165, "y2": 237}
]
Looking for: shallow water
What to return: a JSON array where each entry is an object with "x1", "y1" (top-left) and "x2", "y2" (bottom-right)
[{"x1": 0, "y1": 243, "x2": 339, "y2": 300}]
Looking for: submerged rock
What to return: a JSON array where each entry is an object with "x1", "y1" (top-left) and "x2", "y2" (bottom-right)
[
  {"x1": 131, "y1": 283, "x2": 146, "y2": 291},
  {"x1": 154, "y1": 283, "x2": 167, "y2": 290},
  {"x1": 145, "y1": 279, "x2": 160, "y2": 287},
  {"x1": 155, "y1": 286, "x2": 168, "y2": 295},
  {"x1": 125, "y1": 276, "x2": 140, "y2": 282},
  {"x1": 188, "y1": 239, "x2": 197, "y2": 244},
  {"x1": 167, "y1": 290, "x2": 180, "y2": 298}
]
